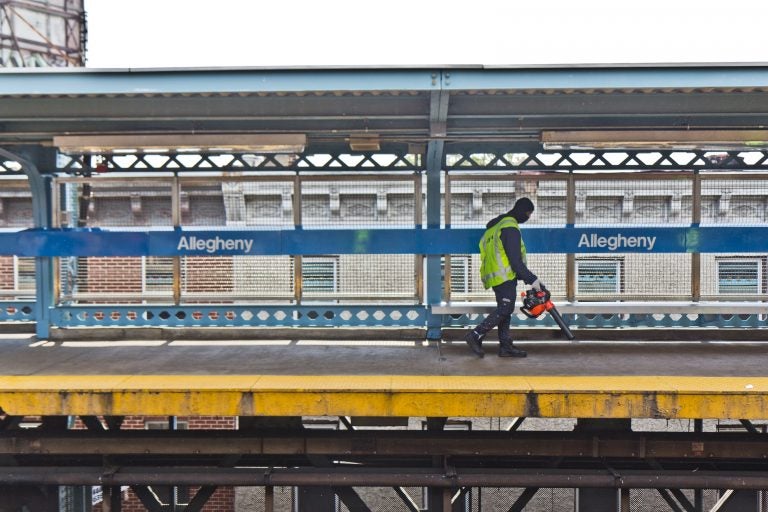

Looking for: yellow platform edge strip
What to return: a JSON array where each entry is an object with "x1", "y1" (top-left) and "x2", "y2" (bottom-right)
[{"x1": 0, "y1": 375, "x2": 766, "y2": 419}]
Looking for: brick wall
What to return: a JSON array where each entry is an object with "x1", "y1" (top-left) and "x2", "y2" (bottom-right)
[
  {"x1": 1, "y1": 197, "x2": 34, "y2": 228},
  {"x1": 72, "y1": 416, "x2": 236, "y2": 430},
  {"x1": 0, "y1": 256, "x2": 13, "y2": 290},
  {"x1": 84, "y1": 257, "x2": 143, "y2": 293},
  {"x1": 99, "y1": 487, "x2": 236, "y2": 512},
  {"x1": 81, "y1": 416, "x2": 237, "y2": 512},
  {"x1": 183, "y1": 256, "x2": 234, "y2": 293}
]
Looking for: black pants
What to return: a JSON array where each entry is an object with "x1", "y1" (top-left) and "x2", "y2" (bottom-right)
[{"x1": 472, "y1": 280, "x2": 517, "y2": 342}]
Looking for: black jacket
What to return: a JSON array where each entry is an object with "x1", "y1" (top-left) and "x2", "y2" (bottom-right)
[{"x1": 486, "y1": 214, "x2": 537, "y2": 285}]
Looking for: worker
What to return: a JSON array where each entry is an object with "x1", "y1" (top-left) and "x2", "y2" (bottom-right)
[{"x1": 464, "y1": 197, "x2": 543, "y2": 358}]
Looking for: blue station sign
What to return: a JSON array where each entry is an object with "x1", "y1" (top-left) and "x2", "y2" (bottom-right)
[{"x1": 1, "y1": 225, "x2": 766, "y2": 257}]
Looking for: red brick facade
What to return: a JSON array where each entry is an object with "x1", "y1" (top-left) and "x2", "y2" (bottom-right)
[
  {"x1": 183, "y1": 256, "x2": 234, "y2": 293},
  {"x1": 0, "y1": 256, "x2": 13, "y2": 289},
  {"x1": 96, "y1": 487, "x2": 236, "y2": 512},
  {"x1": 82, "y1": 416, "x2": 237, "y2": 512},
  {"x1": 84, "y1": 257, "x2": 143, "y2": 294}
]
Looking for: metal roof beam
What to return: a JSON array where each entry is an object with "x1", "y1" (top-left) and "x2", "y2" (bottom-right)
[
  {"x1": 0, "y1": 68, "x2": 442, "y2": 95},
  {"x1": 429, "y1": 89, "x2": 449, "y2": 137},
  {"x1": 442, "y1": 66, "x2": 768, "y2": 91}
]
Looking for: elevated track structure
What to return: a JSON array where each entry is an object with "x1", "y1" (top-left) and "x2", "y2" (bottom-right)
[{"x1": 0, "y1": 66, "x2": 767, "y2": 511}]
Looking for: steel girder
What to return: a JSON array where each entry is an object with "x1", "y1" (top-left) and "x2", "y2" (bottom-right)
[
  {"x1": 1, "y1": 430, "x2": 766, "y2": 460},
  {"x1": 1, "y1": 430, "x2": 768, "y2": 488}
]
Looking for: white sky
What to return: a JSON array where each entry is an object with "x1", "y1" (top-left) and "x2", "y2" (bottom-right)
[{"x1": 84, "y1": 0, "x2": 768, "y2": 69}]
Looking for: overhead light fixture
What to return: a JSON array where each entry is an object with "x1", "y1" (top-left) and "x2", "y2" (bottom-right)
[
  {"x1": 349, "y1": 135, "x2": 380, "y2": 152},
  {"x1": 541, "y1": 130, "x2": 768, "y2": 150},
  {"x1": 53, "y1": 134, "x2": 306, "y2": 153}
]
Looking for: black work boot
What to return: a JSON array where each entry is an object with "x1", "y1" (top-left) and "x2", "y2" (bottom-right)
[
  {"x1": 499, "y1": 338, "x2": 527, "y2": 358},
  {"x1": 463, "y1": 330, "x2": 485, "y2": 358}
]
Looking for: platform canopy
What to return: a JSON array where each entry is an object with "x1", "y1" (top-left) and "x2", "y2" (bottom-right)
[{"x1": 2, "y1": 64, "x2": 768, "y2": 156}]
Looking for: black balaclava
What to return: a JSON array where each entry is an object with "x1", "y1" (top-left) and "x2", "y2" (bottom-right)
[
  {"x1": 486, "y1": 197, "x2": 535, "y2": 228},
  {"x1": 509, "y1": 197, "x2": 535, "y2": 224}
]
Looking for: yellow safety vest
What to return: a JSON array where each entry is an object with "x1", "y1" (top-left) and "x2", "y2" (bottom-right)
[{"x1": 479, "y1": 216, "x2": 527, "y2": 289}]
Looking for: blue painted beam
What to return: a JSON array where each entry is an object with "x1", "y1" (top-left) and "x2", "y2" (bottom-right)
[
  {"x1": 5, "y1": 226, "x2": 768, "y2": 257},
  {"x1": 51, "y1": 305, "x2": 427, "y2": 328},
  {"x1": 0, "y1": 302, "x2": 35, "y2": 322}
]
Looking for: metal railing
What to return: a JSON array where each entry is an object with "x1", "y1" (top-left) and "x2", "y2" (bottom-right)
[
  {"x1": 52, "y1": 173, "x2": 425, "y2": 305},
  {"x1": 445, "y1": 171, "x2": 768, "y2": 303},
  {"x1": 1, "y1": 167, "x2": 767, "y2": 329}
]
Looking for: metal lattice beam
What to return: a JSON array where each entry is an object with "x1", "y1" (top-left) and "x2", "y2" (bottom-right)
[
  {"x1": 54, "y1": 150, "x2": 422, "y2": 175},
  {"x1": 45, "y1": 148, "x2": 768, "y2": 175},
  {"x1": 444, "y1": 149, "x2": 768, "y2": 171}
]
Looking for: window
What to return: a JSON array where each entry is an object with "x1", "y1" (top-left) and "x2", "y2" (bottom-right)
[
  {"x1": 142, "y1": 420, "x2": 191, "y2": 505},
  {"x1": 443, "y1": 256, "x2": 471, "y2": 294},
  {"x1": 577, "y1": 258, "x2": 623, "y2": 294},
  {"x1": 145, "y1": 420, "x2": 189, "y2": 430},
  {"x1": 717, "y1": 258, "x2": 764, "y2": 295},
  {"x1": 15, "y1": 257, "x2": 35, "y2": 290},
  {"x1": 302, "y1": 257, "x2": 339, "y2": 293},
  {"x1": 143, "y1": 256, "x2": 174, "y2": 292}
]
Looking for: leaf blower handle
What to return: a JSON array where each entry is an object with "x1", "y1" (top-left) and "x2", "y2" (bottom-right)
[{"x1": 519, "y1": 290, "x2": 538, "y2": 318}]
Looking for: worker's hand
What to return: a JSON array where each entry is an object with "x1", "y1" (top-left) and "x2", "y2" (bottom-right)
[{"x1": 531, "y1": 279, "x2": 545, "y2": 291}]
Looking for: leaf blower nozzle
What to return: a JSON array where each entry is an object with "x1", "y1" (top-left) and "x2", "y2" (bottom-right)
[{"x1": 520, "y1": 288, "x2": 575, "y2": 340}]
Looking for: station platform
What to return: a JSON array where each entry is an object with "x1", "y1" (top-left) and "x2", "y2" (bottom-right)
[{"x1": 0, "y1": 333, "x2": 767, "y2": 420}]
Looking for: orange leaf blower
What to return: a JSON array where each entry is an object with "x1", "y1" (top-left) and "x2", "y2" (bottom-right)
[{"x1": 520, "y1": 288, "x2": 575, "y2": 340}]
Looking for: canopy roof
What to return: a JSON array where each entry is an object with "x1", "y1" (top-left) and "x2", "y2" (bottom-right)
[{"x1": 2, "y1": 65, "x2": 768, "y2": 153}]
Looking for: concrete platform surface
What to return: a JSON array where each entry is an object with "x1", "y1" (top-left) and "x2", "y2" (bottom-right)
[
  {"x1": 0, "y1": 335, "x2": 766, "y2": 377},
  {"x1": 0, "y1": 335, "x2": 766, "y2": 419}
]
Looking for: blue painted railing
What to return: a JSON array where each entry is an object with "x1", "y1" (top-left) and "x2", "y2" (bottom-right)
[
  {"x1": 0, "y1": 302, "x2": 35, "y2": 322},
  {"x1": 3, "y1": 225, "x2": 767, "y2": 331},
  {"x1": 50, "y1": 304, "x2": 428, "y2": 329}
]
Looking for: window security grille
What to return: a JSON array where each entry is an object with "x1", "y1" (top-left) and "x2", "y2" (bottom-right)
[
  {"x1": 449, "y1": 256, "x2": 470, "y2": 294},
  {"x1": 576, "y1": 258, "x2": 624, "y2": 294},
  {"x1": 16, "y1": 256, "x2": 35, "y2": 290},
  {"x1": 717, "y1": 258, "x2": 764, "y2": 294},
  {"x1": 143, "y1": 256, "x2": 174, "y2": 292},
  {"x1": 302, "y1": 257, "x2": 339, "y2": 293},
  {"x1": 145, "y1": 420, "x2": 189, "y2": 430}
]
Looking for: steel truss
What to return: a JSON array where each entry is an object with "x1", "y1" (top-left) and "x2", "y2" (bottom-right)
[
  {"x1": 1, "y1": 427, "x2": 768, "y2": 510},
  {"x1": 443, "y1": 148, "x2": 768, "y2": 172},
  {"x1": 44, "y1": 147, "x2": 768, "y2": 174},
  {"x1": 0, "y1": 0, "x2": 85, "y2": 68}
]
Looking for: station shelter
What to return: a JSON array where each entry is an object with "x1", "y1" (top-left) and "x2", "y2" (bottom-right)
[{"x1": 0, "y1": 66, "x2": 767, "y2": 511}]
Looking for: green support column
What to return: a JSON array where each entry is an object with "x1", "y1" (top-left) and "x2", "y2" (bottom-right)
[
  {"x1": 425, "y1": 140, "x2": 445, "y2": 340},
  {"x1": 0, "y1": 146, "x2": 56, "y2": 340}
]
